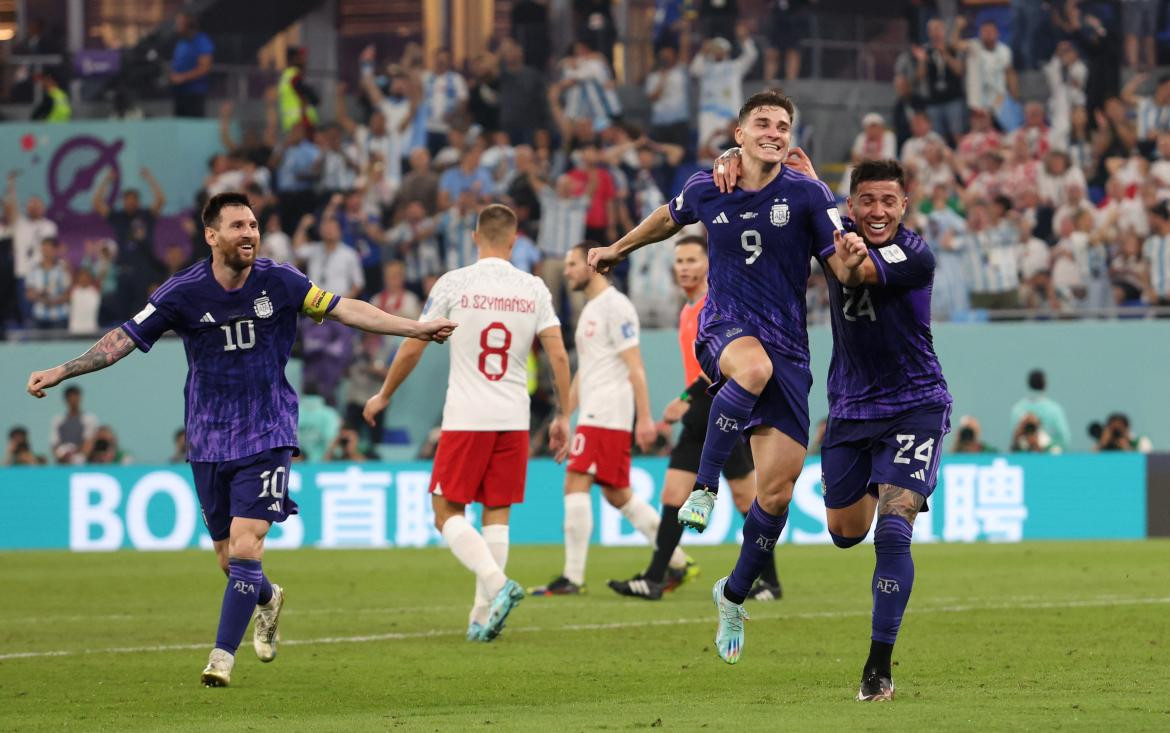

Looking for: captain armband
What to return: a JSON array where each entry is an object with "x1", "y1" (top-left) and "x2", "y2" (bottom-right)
[{"x1": 301, "y1": 285, "x2": 340, "y2": 323}]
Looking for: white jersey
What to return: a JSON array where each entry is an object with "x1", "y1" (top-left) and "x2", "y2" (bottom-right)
[
  {"x1": 575, "y1": 286, "x2": 639, "y2": 431},
  {"x1": 421, "y1": 257, "x2": 559, "y2": 431}
]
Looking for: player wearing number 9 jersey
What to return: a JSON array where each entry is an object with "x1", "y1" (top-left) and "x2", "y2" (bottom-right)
[
  {"x1": 363, "y1": 204, "x2": 572, "y2": 642},
  {"x1": 24, "y1": 192, "x2": 455, "y2": 688}
]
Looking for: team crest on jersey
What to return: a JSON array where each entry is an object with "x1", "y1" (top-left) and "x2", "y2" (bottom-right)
[
  {"x1": 770, "y1": 203, "x2": 790, "y2": 227},
  {"x1": 253, "y1": 295, "x2": 274, "y2": 318}
]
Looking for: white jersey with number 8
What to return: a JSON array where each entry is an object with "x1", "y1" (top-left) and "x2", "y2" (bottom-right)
[{"x1": 420, "y1": 257, "x2": 560, "y2": 430}]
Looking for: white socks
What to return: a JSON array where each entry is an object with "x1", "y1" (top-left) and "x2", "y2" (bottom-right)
[
  {"x1": 442, "y1": 515, "x2": 507, "y2": 602},
  {"x1": 619, "y1": 493, "x2": 688, "y2": 570},
  {"x1": 562, "y1": 493, "x2": 593, "y2": 585},
  {"x1": 470, "y1": 524, "x2": 510, "y2": 625}
]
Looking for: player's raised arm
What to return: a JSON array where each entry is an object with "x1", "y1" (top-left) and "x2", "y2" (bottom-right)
[
  {"x1": 587, "y1": 204, "x2": 681, "y2": 274},
  {"x1": 538, "y1": 326, "x2": 573, "y2": 462},
  {"x1": 26, "y1": 326, "x2": 137, "y2": 398},
  {"x1": 327, "y1": 297, "x2": 456, "y2": 342}
]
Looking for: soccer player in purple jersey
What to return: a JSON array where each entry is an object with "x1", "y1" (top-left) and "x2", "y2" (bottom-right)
[
  {"x1": 716, "y1": 155, "x2": 952, "y2": 700},
  {"x1": 26, "y1": 192, "x2": 455, "y2": 687},
  {"x1": 589, "y1": 90, "x2": 841, "y2": 664}
]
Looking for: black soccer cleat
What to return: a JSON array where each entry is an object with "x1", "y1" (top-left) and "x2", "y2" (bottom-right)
[
  {"x1": 663, "y1": 556, "x2": 700, "y2": 592},
  {"x1": 856, "y1": 670, "x2": 895, "y2": 702},
  {"x1": 747, "y1": 579, "x2": 783, "y2": 601},
  {"x1": 607, "y1": 575, "x2": 665, "y2": 600},
  {"x1": 528, "y1": 575, "x2": 585, "y2": 596}
]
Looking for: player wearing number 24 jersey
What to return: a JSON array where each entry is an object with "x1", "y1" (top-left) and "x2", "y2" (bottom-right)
[
  {"x1": 25, "y1": 192, "x2": 455, "y2": 688},
  {"x1": 363, "y1": 204, "x2": 572, "y2": 642}
]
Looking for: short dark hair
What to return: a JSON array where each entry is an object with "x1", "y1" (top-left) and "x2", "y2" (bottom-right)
[
  {"x1": 8, "y1": 426, "x2": 28, "y2": 440},
  {"x1": 569, "y1": 240, "x2": 602, "y2": 260},
  {"x1": 41, "y1": 235, "x2": 59, "y2": 247},
  {"x1": 64, "y1": 385, "x2": 81, "y2": 398},
  {"x1": 849, "y1": 159, "x2": 905, "y2": 194},
  {"x1": 1027, "y1": 369, "x2": 1046, "y2": 391},
  {"x1": 738, "y1": 89, "x2": 796, "y2": 125},
  {"x1": 675, "y1": 235, "x2": 707, "y2": 253},
  {"x1": 202, "y1": 192, "x2": 252, "y2": 229}
]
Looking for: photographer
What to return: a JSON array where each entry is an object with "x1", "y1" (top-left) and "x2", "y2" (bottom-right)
[
  {"x1": 1089, "y1": 413, "x2": 1153, "y2": 453},
  {"x1": 86, "y1": 425, "x2": 130, "y2": 465},
  {"x1": 5, "y1": 426, "x2": 46, "y2": 466},
  {"x1": 952, "y1": 415, "x2": 998, "y2": 454},
  {"x1": 1012, "y1": 412, "x2": 1058, "y2": 453},
  {"x1": 327, "y1": 425, "x2": 373, "y2": 463}
]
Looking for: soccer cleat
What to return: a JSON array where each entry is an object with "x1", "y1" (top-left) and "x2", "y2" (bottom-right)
[
  {"x1": 528, "y1": 576, "x2": 585, "y2": 596},
  {"x1": 482, "y1": 579, "x2": 525, "y2": 641},
  {"x1": 711, "y1": 577, "x2": 749, "y2": 665},
  {"x1": 747, "y1": 579, "x2": 783, "y2": 601},
  {"x1": 467, "y1": 621, "x2": 485, "y2": 642},
  {"x1": 607, "y1": 575, "x2": 665, "y2": 600},
  {"x1": 200, "y1": 648, "x2": 235, "y2": 687},
  {"x1": 251, "y1": 583, "x2": 284, "y2": 662},
  {"x1": 664, "y1": 555, "x2": 701, "y2": 592},
  {"x1": 857, "y1": 670, "x2": 896, "y2": 701},
  {"x1": 678, "y1": 488, "x2": 717, "y2": 532}
]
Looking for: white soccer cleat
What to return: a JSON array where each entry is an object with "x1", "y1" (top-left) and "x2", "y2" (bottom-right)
[
  {"x1": 712, "y1": 577, "x2": 749, "y2": 664},
  {"x1": 252, "y1": 583, "x2": 284, "y2": 662},
  {"x1": 200, "y1": 648, "x2": 235, "y2": 687}
]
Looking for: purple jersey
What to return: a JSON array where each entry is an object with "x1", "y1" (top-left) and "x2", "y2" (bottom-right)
[
  {"x1": 669, "y1": 168, "x2": 840, "y2": 368},
  {"x1": 122, "y1": 258, "x2": 340, "y2": 462},
  {"x1": 818, "y1": 220, "x2": 951, "y2": 420}
]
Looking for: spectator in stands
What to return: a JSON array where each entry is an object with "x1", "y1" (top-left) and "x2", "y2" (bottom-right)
[
  {"x1": 50, "y1": 385, "x2": 98, "y2": 464},
  {"x1": 297, "y1": 386, "x2": 341, "y2": 461},
  {"x1": 316, "y1": 124, "x2": 360, "y2": 195},
  {"x1": 919, "y1": 18, "x2": 967, "y2": 146},
  {"x1": 952, "y1": 415, "x2": 997, "y2": 454},
  {"x1": 533, "y1": 173, "x2": 591, "y2": 323},
  {"x1": 79, "y1": 238, "x2": 117, "y2": 326},
  {"x1": 963, "y1": 18, "x2": 1020, "y2": 131},
  {"x1": 25, "y1": 236, "x2": 70, "y2": 330},
  {"x1": 398, "y1": 147, "x2": 439, "y2": 214},
  {"x1": 169, "y1": 12, "x2": 214, "y2": 118},
  {"x1": 93, "y1": 167, "x2": 166, "y2": 320},
  {"x1": 920, "y1": 183, "x2": 970, "y2": 318},
  {"x1": 1043, "y1": 41, "x2": 1086, "y2": 134},
  {"x1": 30, "y1": 71, "x2": 71, "y2": 122},
  {"x1": 383, "y1": 200, "x2": 441, "y2": 294},
  {"x1": 691, "y1": 25, "x2": 757, "y2": 163},
  {"x1": 350, "y1": 53, "x2": 417, "y2": 191},
  {"x1": 959, "y1": 199, "x2": 1020, "y2": 310},
  {"x1": 1121, "y1": 0, "x2": 1158, "y2": 72},
  {"x1": 1036, "y1": 150, "x2": 1087, "y2": 212},
  {"x1": 4, "y1": 426, "x2": 46, "y2": 466},
  {"x1": 1017, "y1": 216, "x2": 1051, "y2": 310},
  {"x1": 421, "y1": 47, "x2": 468, "y2": 155},
  {"x1": 436, "y1": 189, "x2": 479, "y2": 271},
  {"x1": 900, "y1": 111, "x2": 945, "y2": 171},
  {"x1": 1010, "y1": 369, "x2": 1070, "y2": 452},
  {"x1": 644, "y1": 44, "x2": 690, "y2": 151},
  {"x1": 273, "y1": 122, "x2": 322, "y2": 233},
  {"x1": 327, "y1": 425, "x2": 372, "y2": 462},
  {"x1": 293, "y1": 208, "x2": 364, "y2": 300},
  {"x1": 87, "y1": 425, "x2": 129, "y2": 465},
  {"x1": 1120, "y1": 73, "x2": 1170, "y2": 157},
  {"x1": 554, "y1": 41, "x2": 622, "y2": 134},
  {"x1": 5, "y1": 171, "x2": 57, "y2": 328},
  {"x1": 511, "y1": 0, "x2": 551, "y2": 70},
  {"x1": 261, "y1": 213, "x2": 293, "y2": 264},
  {"x1": 330, "y1": 190, "x2": 382, "y2": 296},
  {"x1": 511, "y1": 226, "x2": 543, "y2": 274},
  {"x1": 468, "y1": 52, "x2": 501, "y2": 133},
  {"x1": 1090, "y1": 412, "x2": 1152, "y2": 452},
  {"x1": 765, "y1": 0, "x2": 813, "y2": 82},
  {"x1": 843, "y1": 113, "x2": 897, "y2": 197},
  {"x1": 697, "y1": 0, "x2": 738, "y2": 43},
  {"x1": 278, "y1": 46, "x2": 319, "y2": 133},
  {"x1": 574, "y1": 0, "x2": 618, "y2": 61},
  {"x1": 498, "y1": 38, "x2": 549, "y2": 146},
  {"x1": 169, "y1": 428, "x2": 187, "y2": 464},
  {"x1": 437, "y1": 141, "x2": 492, "y2": 209},
  {"x1": 1143, "y1": 201, "x2": 1170, "y2": 306},
  {"x1": 67, "y1": 266, "x2": 100, "y2": 336},
  {"x1": 1110, "y1": 232, "x2": 1150, "y2": 305}
]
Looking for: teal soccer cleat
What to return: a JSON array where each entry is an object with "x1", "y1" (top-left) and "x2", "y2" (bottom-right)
[
  {"x1": 482, "y1": 580, "x2": 525, "y2": 641},
  {"x1": 467, "y1": 621, "x2": 485, "y2": 642},
  {"x1": 678, "y1": 488, "x2": 717, "y2": 532},
  {"x1": 712, "y1": 577, "x2": 749, "y2": 664}
]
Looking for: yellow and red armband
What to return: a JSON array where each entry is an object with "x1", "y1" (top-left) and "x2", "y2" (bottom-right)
[{"x1": 301, "y1": 284, "x2": 339, "y2": 323}]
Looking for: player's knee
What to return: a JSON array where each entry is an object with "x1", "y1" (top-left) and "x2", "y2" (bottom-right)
[
  {"x1": 829, "y1": 531, "x2": 867, "y2": 549},
  {"x1": 735, "y1": 358, "x2": 773, "y2": 394},
  {"x1": 755, "y1": 481, "x2": 793, "y2": 514},
  {"x1": 873, "y1": 515, "x2": 913, "y2": 554}
]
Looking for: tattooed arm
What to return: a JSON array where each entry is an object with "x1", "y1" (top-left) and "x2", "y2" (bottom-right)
[{"x1": 26, "y1": 327, "x2": 138, "y2": 398}]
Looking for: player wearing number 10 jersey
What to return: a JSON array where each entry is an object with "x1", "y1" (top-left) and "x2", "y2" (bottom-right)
[
  {"x1": 364, "y1": 204, "x2": 572, "y2": 642},
  {"x1": 25, "y1": 192, "x2": 455, "y2": 688}
]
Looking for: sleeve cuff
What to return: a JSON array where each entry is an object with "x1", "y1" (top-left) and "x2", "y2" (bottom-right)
[
  {"x1": 120, "y1": 323, "x2": 152, "y2": 353},
  {"x1": 868, "y1": 252, "x2": 888, "y2": 285}
]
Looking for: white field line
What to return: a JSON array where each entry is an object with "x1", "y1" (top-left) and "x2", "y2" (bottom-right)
[{"x1": 1, "y1": 595, "x2": 1167, "y2": 662}]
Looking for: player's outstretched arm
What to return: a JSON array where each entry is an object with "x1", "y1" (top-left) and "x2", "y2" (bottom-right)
[
  {"x1": 328, "y1": 297, "x2": 456, "y2": 342},
  {"x1": 27, "y1": 327, "x2": 137, "y2": 398},
  {"x1": 362, "y1": 337, "x2": 428, "y2": 426},
  {"x1": 538, "y1": 326, "x2": 573, "y2": 462},
  {"x1": 588, "y1": 204, "x2": 681, "y2": 274}
]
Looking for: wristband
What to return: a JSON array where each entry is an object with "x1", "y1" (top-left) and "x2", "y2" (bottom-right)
[{"x1": 679, "y1": 390, "x2": 691, "y2": 402}]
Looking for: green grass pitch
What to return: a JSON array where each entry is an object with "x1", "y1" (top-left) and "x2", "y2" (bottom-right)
[{"x1": 2, "y1": 541, "x2": 1168, "y2": 731}]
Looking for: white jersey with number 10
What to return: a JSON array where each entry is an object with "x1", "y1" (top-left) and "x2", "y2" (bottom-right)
[{"x1": 420, "y1": 257, "x2": 560, "y2": 431}]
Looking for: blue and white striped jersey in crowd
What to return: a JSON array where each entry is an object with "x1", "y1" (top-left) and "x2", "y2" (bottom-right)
[
  {"x1": 1143, "y1": 232, "x2": 1170, "y2": 298},
  {"x1": 437, "y1": 206, "x2": 478, "y2": 272},
  {"x1": 959, "y1": 223, "x2": 1020, "y2": 293},
  {"x1": 26, "y1": 261, "x2": 71, "y2": 322},
  {"x1": 644, "y1": 65, "x2": 689, "y2": 127},
  {"x1": 536, "y1": 189, "x2": 588, "y2": 258},
  {"x1": 421, "y1": 70, "x2": 468, "y2": 134},
  {"x1": 385, "y1": 221, "x2": 442, "y2": 285},
  {"x1": 561, "y1": 57, "x2": 622, "y2": 133},
  {"x1": 690, "y1": 38, "x2": 758, "y2": 123},
  {"x1": 1134, "y1": 96, "x2": 1170, "y2": 141},
  {"x1": 632, "y1": 169, "x2": 666, "y2": 221}
]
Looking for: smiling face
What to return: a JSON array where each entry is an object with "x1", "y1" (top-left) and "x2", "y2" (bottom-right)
[
  {"x1": 847, "y1": 179, "x2": 907, "y2": 247},
  {"x1": 207, "y1": 204, "x2": 259, "y2": 269},
  {"x1": 735, "y1": 105, "x2": 792, "y2": 167}
]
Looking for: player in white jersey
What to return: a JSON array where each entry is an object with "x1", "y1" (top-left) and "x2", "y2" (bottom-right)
[
  {"x1": 531, "y1": 242, "x2": 690, "y2": 596},
  {"x1": 363, "y1": 204, "x2": 572, "y2": 641}
]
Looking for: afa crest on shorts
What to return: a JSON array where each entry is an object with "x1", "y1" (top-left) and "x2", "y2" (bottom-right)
[
  {"x1": 770, "y1": 203, "x2": 790, "y2": 227},
  {"x1": 253, "y1": 295, "x2": 274, "y2": 318}
]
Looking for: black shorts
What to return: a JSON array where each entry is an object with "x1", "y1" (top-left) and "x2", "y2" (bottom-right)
[{"x1": 668, "y1": 388, "x2": 755, "y2": 480}]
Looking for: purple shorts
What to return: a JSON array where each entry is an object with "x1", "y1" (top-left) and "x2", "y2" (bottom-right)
[
  {"x1": 696, "y1": 320, "x2": 812, "y2": 448},
  {"x1": 820, "y1": 404, "x2": 952, "y2": 511},
  {"x1": 190, "y1": 447, "x2": 299, "y2": 541}
]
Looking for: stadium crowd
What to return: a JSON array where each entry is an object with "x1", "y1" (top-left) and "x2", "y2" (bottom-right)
[{"x1": 4, "y1": 1, "x2": 1170, "y2": 460}]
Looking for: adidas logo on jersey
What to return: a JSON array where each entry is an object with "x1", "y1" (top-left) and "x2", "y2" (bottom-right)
[
  {"x1": 200, "y1": 312, "x2": 216, "y2": 323},
  {"x1": 911, "y1": 469, "x2": 926, "y2": 481},
  {"x1": 267, "y1": 501, "x2": 282, "y2": 512},
  {"x1": 712, "y1": 211, "x2": 730, "y2": 224}
]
